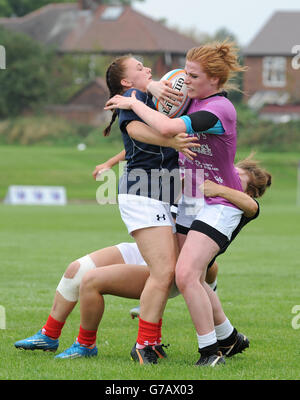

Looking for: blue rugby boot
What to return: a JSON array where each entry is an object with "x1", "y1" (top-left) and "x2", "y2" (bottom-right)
[
  {"x1": 55, "y1": 340, "x2": 98, "y2": 359},
  {"x1": 14, "y1": 330, "x2": 59, "y2": 352},
  {"x1": 130, "y1": 305, "x2": 140, "y2": 319}
]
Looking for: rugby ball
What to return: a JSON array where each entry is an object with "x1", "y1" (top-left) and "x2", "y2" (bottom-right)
[{"x1": 153, "y1": 69, "x2": 191, "y2": 118}]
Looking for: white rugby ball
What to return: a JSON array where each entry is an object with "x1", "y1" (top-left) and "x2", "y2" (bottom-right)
[{"x1": 153, "y1": 69, "x2": 191, "y2": 118}]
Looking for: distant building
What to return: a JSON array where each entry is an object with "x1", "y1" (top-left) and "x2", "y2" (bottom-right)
[
  {"x1": 243, "y1": 11, "x2": 300, "y2": 121},
  {"x1": 45, "y1": 77, "x2": 110, "y2": 126},
  {"x1": 0, "y1": 0, "x2": 198, "y2": 77},
  {"x1": 0, "y1": 0, "x2": 199, "y2": 125}
]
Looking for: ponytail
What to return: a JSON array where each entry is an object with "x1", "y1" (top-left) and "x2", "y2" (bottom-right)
[
  {"x1": 103, "y1": 55, "x2": 131, "y2": 136},
  {"x1": 103, "y1": 110, "x2": 118, "y2": 137}
]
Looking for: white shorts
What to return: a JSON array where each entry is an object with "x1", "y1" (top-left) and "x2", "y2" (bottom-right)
[
  {"x1": 118, "y1": 194, "x2": 176, "y2": 235},
  {"x1": 177, "y1": 197, "x2": 243, "y2": 243},
  {"x1": 176, "y1": 196, "x2": 203, "y2": 230},
  {"x1": 115, "y1": 242, "x2": 147, "y2": 266},
  {"x1": 115, "y1": 241, "x2": 180, "y2": 299}
]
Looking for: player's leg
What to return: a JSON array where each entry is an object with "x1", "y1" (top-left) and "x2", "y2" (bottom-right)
[
  {"x1": 51, "y1": 246, "x2": 125, "y2": 321},
  {"x1": 55, "y1": 264, "x2": 150, "y2": 359},
  {"x1": 14, "y1": 246, "x2": 126, "y2": 351},
  {"x1": 206, "y1": 262, "x2": 218, "y2": 292},
  {"x1": 131, "y1": 226, "x2": 178, "y2": 364},
  {"x1": 176, "y1": 230, "x2": 225, "y2": 366}
]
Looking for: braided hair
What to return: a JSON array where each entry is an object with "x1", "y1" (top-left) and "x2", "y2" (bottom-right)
[{"x1": 103, "y1": 55, "x2": 131, "y2": 136}]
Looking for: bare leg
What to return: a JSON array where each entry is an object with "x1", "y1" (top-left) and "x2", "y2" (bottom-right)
[
  {"x1": 80, "y1": 265, "x2": 150, "y2": 331},
  {"x1": 50, "y1": 246, "x2": 126, "y2": 322},
  {"x1": 203, "y1": 281, "x2": 226, "y2": 326},
  {"x1": 206, "y1": 262, "x2": 218, "y2": 284},
  {"x1": 132, "y1": 227, "x2": 178, "y2": 324},
  {"x1": 176, "y1": 231, "x2": 219, "y2": 335}
]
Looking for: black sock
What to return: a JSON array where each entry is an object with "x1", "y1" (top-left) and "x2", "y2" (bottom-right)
[
  {"x1": 198, "y1": 342, "x2": 219, "y2": 357},
  {"x1": 218, "y1": 328, "x2": 238, "y2": 347}
]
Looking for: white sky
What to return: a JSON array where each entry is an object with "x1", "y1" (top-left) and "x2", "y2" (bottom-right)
[{"x1": 133, "y1": 0, "x2": 300, "y2": 46}]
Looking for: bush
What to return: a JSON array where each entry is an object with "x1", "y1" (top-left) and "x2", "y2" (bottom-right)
[
  {"x1": 0, "y1": 115, "x2": 88, "y2": 145},
  {"x1": 0, "y1": 114, "x2": 123, "y2": 146},
  {"x1": 236, "y1": 103, "x2": 300, "y2": 152}
]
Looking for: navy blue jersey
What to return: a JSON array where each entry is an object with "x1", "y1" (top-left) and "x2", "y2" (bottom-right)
[
  {"x1": 118, "y1": 89, "x2": 178, "y2": 172},
  {"x1": 118, "y1": 88, "x2": 180, "y2": 204}
]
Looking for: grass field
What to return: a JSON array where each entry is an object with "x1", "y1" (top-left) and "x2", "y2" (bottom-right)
[{"x1": 0, "y1": 145, "x2": 300, "y2": 381}]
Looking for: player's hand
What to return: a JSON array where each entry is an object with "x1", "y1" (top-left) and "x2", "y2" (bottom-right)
[
  {"x1": 172, "y1": 133, "x2": 200, "y2": 161},
  {"x1": 92, "y1": 163, "x2": 111, "y2": 180},
  {"x1": 199, "y1": 180, "x2": 221, "y2": 197},
  {"x1": 104, "y1": 91, "x2": 137, "y2": 110},
  {"x1": 147, "y1": 80, "x2": 183, "y2": 107}
]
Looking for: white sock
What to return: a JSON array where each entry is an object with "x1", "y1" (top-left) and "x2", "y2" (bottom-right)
[
  {"x1": 208, "y1": 279, "x2": 217, "y2": 292},
  {"x1": 197, "y1": 330, "x2": 217, "y2": 349},
  {"x1": 215, "y1": 318, "x2": 234, "y2": 341}
]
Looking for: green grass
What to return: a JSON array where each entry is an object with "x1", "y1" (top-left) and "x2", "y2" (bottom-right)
[
  {"x1": 0, "y1": 144, "x2": 299, "y2": 204},
  {"x1": 0, "y1": 144, "x2": 124, "y2": 201},
  {"x1": 0, "y1": 145, "x2": 300, "y2": 380}
]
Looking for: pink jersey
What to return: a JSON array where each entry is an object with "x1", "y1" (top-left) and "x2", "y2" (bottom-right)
[{"x1": 179, "y1": 95, "x2": 243, "y2": 208}]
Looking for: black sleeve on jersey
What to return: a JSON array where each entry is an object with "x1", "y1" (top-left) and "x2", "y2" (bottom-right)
[{"x1": 188, "y1": 110, "x2": 219, "y2": 132}]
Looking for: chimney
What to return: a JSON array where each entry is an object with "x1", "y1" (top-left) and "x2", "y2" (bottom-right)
[{"x1": 78, "y1": 1, "x2": 103, "y2": 10}]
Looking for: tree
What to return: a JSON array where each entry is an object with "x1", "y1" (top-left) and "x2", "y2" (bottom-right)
[
  {"x1": 0, "y1": 27, "x2": 58, "y2": 117},
  {"x1": 0, "y1": 0, "x2": 145, "y2": 17}
]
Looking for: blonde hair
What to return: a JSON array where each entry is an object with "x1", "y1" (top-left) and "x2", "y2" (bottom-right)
[
  {"x1": 186, "y1": 39, "x2": 247, "y2": 91},
  {"x1": 236, "y1": 154, "x2": 272, "y2": 198}
]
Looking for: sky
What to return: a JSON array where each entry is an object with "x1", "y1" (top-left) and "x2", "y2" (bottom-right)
[{"x1": 133, "y1": 0, "x2": 300, "y2": 46}]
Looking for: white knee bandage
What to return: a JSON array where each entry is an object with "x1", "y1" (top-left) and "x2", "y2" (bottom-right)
[{"x1": 56, "y1": 255, "x2": 96, "y2": 302}]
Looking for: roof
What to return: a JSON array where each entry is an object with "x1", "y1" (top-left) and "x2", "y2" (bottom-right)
[
  {"x1": 67, "y1": 77, "x2": 108, "y2": 105},
  {"x1": 0, "y1": 3, "x2": 79, "y2": 47},
  {"x1": 243, "y1": 11, "x2": 300, "y2": 56},
  {"x1": 0, "y1": 3, "x2": 198, "y2": 54}
]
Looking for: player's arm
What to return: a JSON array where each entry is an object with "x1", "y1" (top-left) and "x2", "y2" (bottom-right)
[
  {"x1": 92, "y1": 150, "x2": 125, "y2": 180},
  {"x1": 105, "y1": 91, "x2": 186, "y2": 137},
  {"x1": 126, "y1": 121, "x2": 200, "y2": 160},
  {"x1": 146, "y1": 80, "x2": 183, "y2": 106},
  {"x1": 105, "y1": 92, "x2": 223, "y2": 137},
  {"x1": 200, "y1": 180, "x2": 258, "y2": 217}
]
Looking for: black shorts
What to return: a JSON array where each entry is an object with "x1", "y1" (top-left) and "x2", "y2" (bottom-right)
[{"x1": 176, "y1": 222, "x2": 228, "y2": 270}]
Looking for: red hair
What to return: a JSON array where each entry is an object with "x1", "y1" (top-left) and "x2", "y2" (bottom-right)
[{"x1": 186, "y1": 40, "x2": 247, "y2": 91}]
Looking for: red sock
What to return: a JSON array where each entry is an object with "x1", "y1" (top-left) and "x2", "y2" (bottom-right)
[
  {"x1": 42, "y1": 315, "x2": 65, "y2": 340},
  {"x1": 136, "y1": 317, "x2": 160, "y2": 348},
  {"x1": 157, "y1": 319, "x2": 162, "y2": 346},
  {"x1": 77, "y1": 325, "x2": 97, "y2": 347}
]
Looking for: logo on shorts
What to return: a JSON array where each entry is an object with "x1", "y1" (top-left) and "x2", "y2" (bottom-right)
[{"x1": 156, "y1": 214, "x2": 166, "y2": 221}]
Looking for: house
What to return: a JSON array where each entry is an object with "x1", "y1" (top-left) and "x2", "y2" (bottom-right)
[
  {"x1": 243, "y1": 11, "x2": 300, "y2": 121},
  {"x1": 0, "y1": 0, "x2": 199, "y2": 125},
  {"x1": 45, "y1": 77, "x2": 110, "y2": 126},
  {"x1": 0, "y1": 0, "x2": 198, "y2": 77}
]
